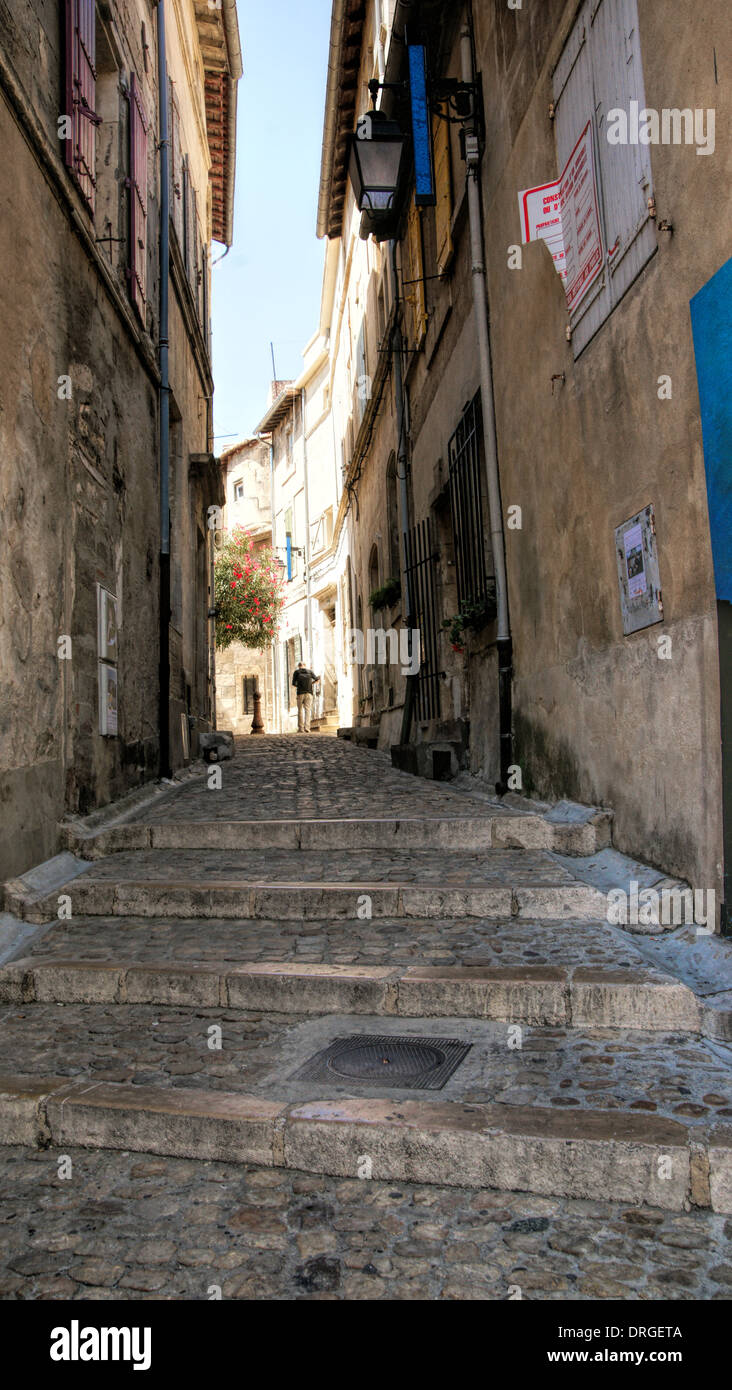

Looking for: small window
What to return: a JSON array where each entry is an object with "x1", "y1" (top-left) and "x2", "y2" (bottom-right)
[
  {"x1": 233, "y1": 480, "x2": 244, "y2": 502},
  {"x1": 242, "y1": 675, "x2": 258, "y2": 713}
]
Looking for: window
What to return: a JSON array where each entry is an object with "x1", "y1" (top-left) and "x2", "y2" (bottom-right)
[
  {"x1": 94, "y1": 15, "x2": 122, "y2": 270},
  {"x1": 284, "y1": 635, "x2": 303, "y2": 705},
  {"x1": 553, "y1": 0, "x2": 656, "y2": 355},
  {"x1": 169, "y1": 79, "x2": 183, "y2": 246},
  {"x1": 233, "y1": 480, "x2": 245, "y2": 502},
  {"x1": 432, "y1": 111, "x2": 453, "y2": 275},
  {"x1": 284, "y1": 504, "x2": 298, "y2": 579},
  {"x1": 405, "y1": 204, "x2": 427, "y2": 348},
  {"x1": 386, "y1": 455, "x2": 401, "y2": 580},
  {"x1": 128, "y1": 72, "x2": 148, "y2": 319},
  {"x1": 242, "y1": 675, "x2": 258, "y2": 713},
  {"x1": 368, "y1": 545, "x2": 380, "y2": 603},
  {"x1": 310, "y1": 507, "x2": 334, "y2": 554},
  {"x1": 448, "y1": 394, "x2": 492, "y2": 610},
  {"x1": 63, "y1": 0, "x2": 100, "y2": 212}
]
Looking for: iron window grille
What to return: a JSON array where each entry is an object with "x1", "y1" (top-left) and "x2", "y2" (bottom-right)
[{"x1": 447, "y1": 393, "x2": 492, "y2": 610}]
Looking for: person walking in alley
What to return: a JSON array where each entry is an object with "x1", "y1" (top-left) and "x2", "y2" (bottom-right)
[{"x1": 292, "y1": 661, "x2": 320, "y2": 732}]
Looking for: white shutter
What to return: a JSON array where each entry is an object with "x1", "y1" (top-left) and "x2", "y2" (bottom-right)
[
  {"x1": 553, "y1": 0, "x2": 656, "y2": 356},
  {"x1": 589, "y1": 0, "x2": 656, "y2": 308},
  {"x1": 552, "y1": 1, "x2": 610, "y2": 353}
]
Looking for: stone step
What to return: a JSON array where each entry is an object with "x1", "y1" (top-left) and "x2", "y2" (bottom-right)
[
  {"x1": 58, "y1": 812, "x2": 610, "y2": 859},
  {"x1": 0, "y1": 956, "x2": 712, "y2": 1033},
  {"x1": 7, "y1": 847, "x2": 613, "y2": 924},
  {"x1": 19, "y1": 879, "x2": 609, "y2": 924},
  {"x1": 1, "y1": 1071, "x2": 728, "y2": 1212}
]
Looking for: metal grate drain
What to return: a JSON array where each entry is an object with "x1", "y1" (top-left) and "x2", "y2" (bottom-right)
[{"x1": 292, "y1": 1034, "x2": 472, "y2": 1090}]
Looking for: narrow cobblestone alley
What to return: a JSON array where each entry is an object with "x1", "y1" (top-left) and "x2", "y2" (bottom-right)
[{"x1": 0, "y1": 737, "x2": 730, "y2": 1300}]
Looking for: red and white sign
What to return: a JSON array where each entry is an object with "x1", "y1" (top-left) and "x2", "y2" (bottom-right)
[{"x1": 518, "y1": 121, "x2": 603, "y2": 314}]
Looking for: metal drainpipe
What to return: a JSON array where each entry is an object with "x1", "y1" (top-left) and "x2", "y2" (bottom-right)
[
  {"x1": 259, "y1": 431, "x2": 280, "y2": 734},
  {"x1": 460, "y1": 20, "x2": 513, "y2": 794},
  {"x1": 301, "y1": 391, "x2": 314, "y2": 677},
  {"x1": 390, "y1": 240, "x2": 416, "y2": 748},
  {"x1": 155, "y1": 0, "x2": 171, "y2": 779}
]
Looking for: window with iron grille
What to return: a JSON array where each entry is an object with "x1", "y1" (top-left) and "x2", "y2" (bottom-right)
[
  {"x1": 128, "y1": 72, "x2": 148, "y2": 319},
  {"x1": 404, "y1": 517, "x2": 440, "y2": 723},
  {"x1": 63, "y1": 0, "x2": 101, "y2": 212},
  {"x1": 447, "y1": 393, "x2": 492, "y2": 610}
]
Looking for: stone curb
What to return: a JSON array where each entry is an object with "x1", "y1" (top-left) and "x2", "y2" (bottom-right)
[
  {"x1": 22, "y1": 879, "x2": 610, "y2": 923},
  {"x1": 59, "y1": 814, "x2": 612, "y2": 860},
  {"x1": 0, "y1": 1072, "x2": 728, "y2": 1213},
  {"x1": 0, "y1": 957, "x2": 709, "y2": 1032}
]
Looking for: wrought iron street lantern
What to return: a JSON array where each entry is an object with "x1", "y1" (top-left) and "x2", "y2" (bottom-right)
[{"x1": 347, "y1": 109, "x2": 408, "y2": 218}]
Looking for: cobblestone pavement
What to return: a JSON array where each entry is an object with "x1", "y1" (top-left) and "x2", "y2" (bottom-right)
[
  {"x1": 23, "y1": 915, "x2": 649, "y2": 969},
  {"x1": 2, "y1": 1001, "x2": 730, "y2": 1117},
  {"x1": 3, "y1": 735, "x2": 731, "y2": 1302},
  {"x1": 135, "y1": 738, "x2": 509, "y2": 823},
  {"x1": 74, "y1": 847, "x2": 574, "y2": 886},
  {"x1": 0, "y1": 1146, "x2": 729, "y2": 1300}
]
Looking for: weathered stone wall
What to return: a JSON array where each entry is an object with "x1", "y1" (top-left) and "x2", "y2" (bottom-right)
[
  {"x1": 469, "y1": 0, "x2": 726, "y2": 893},
  {"x1": 0, "y1": 0, "x2": 227, "y2": 880}
]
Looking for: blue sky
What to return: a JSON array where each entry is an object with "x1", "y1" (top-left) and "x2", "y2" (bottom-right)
[{"x1": 211, "y1": 1, "x2": 333, "y2": 445}]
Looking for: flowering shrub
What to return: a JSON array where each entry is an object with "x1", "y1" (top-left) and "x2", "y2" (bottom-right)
[{"x1": 214, "y1": 527, "x2": 285, "y2": 651}]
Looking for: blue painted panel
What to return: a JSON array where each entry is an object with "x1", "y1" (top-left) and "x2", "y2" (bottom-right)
[
  {"x1": 691, "y1": 256, "x2": 732, "y2": 601},
  {"x1": 408, "y1": 45, "x2": 436, "y2": 207}
]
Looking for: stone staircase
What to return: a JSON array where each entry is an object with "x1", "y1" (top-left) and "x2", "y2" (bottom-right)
[{"x1": 1, "y1": 760, "x2": 730, "y2": 1217}]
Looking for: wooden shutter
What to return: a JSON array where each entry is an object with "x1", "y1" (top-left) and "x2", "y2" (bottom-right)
[
  {"x1": 405, "y1": 203, "x2": 427, "y2": 349},
  {"x1": 552, "y1": 2, "x2": 607, "y2": 353},
  {"x1": 190, "y1": 187, "x2": 200, "y2": 305},
  {"x1": 64, "y1": 0, "x2": 100, "y2": 212},
  {"x1": 432, "y1": 112, "x2": 453, "y2": 275},
  {"x1": 553, "y1": 0, "x2": 656, "y2": 356},
  {"x1": 169, "y1": 79, "x2": 184, "y2": 247},
  {"x1": 589, "y1": 0, "x2": 656, "y2": 308},
  {"x1": 128, "y1": 73, "x2": 148, "y2": 318}
]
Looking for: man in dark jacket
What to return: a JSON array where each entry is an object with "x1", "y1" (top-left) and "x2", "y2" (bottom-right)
[{"x1": 292, "y1": 662, "x2": 320, "y2": 732}]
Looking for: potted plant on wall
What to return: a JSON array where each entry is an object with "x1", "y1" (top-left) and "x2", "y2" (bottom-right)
[
  {"x1": 442, "y1": 585, "x2": 497, "y2": 653},
  {"x1": 368, "y1": 576, "x2": 402, "y2": 612}
]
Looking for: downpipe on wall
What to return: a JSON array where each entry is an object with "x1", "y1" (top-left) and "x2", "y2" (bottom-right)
[
  {"x1": 390, "y1": 240, "x2": 416, "y2": 748},
  {"x1": 461, "y1": 19, "x2": 513, "y2": 794},
  {"x1": 155, "y1": 0, "x2": 171, "y2": 778}
]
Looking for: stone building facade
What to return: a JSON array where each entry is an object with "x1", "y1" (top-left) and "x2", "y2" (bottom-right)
[
  {"x1": 255, "y1": 324, "x2": 356, "y2": 737},
  {"x1": 0, "y1": 0, "x2": 240, "y2": 881},
  {"x1": 214, "y1": 437, "x2": 275, "y2": 735},
  {"x1": 314, "y1": 0, "x2": 730, "y2": 922}
]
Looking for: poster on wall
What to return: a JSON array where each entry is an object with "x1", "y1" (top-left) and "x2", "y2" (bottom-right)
[
  {"x1": 518, "y1": 120, "x2": 603, "y2": 315},
  {"x1": 615, "y1": 506, "x2": 663, "y2": 635},
  {"x1": 97, "y1": 585, "x2": 118, "y2": 663},
  {"x1": 99, "y1": 662, "x2": 118, "y2": 737}
]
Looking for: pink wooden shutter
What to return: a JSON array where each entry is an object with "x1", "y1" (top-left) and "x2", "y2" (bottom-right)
[
  {"x1": 128, "y1": 73, "x2": 149, "y2": 318},
  {"x1": 64, "y1": 0, "x2": 99, "y2": 212}
]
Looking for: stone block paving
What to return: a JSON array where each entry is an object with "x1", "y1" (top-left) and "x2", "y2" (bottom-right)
[
  {"x1": 74, "y1": 847, "x2": 573, "y2": 886},
  {"x1": 24, "y1": 915, "x2": 646, "y2": 970},
  {"x1": 136, "y1": 737, "x2": 510, "y2": 823},
  {"x1": 1, "y1": 1001, "x2": 730, "y2": 1119},
  {"x1": 0, "y1": 1146, "x2": 729, "y2": 1300}
]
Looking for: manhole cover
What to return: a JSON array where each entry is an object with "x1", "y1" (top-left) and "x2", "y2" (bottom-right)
[{"x1": 292, "y1": 1034, "x2": 472, "y2": 1090}]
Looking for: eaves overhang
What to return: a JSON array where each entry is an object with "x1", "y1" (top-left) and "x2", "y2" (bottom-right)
[
  {"x1": 194, "y1": 0, "x2": 243, "y2": 246},
  {"x1": 254, "y1": 384, "x2": 299, "y2": 435},
  {"x1": 316, "y1": 0, "x2": 367, "y2": 240}
]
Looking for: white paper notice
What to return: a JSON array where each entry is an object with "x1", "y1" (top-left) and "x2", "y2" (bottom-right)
[
  {"x1": 518, "y1": 121, "x2": 603, "y2": 314},
  {"x1": 623, "y1": 523, "x2": 647, "y2": 599}
]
